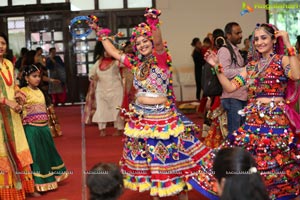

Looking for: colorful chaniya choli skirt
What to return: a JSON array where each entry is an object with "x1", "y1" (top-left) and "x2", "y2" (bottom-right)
[
  {"x1": 23, "y1": 125, "x2": 69, "y2": 192},
  {"x1": 120, "y1": 102, "x2": 210, "y2": 197},
  {"x1": 190, "y1": 100, "x2": 300, "y2": 200}
]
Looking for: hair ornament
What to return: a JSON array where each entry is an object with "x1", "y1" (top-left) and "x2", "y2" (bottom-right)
[
  {"x1": 249, "y1": 167, "x2": 257, "y2": 174},
  {"x1": 32, "y1": 65, "x2": 40, "y2": 73},
  {"x1": 23, "y1": 64, "x2": 40, "y2": 76},
  {"x1": 130, "y1": 22, "x2": 153, "y2": 51}
]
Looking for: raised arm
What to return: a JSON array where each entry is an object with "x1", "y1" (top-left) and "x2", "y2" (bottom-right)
[
  {"x1": 89, "y1": 23, "x2": 122, "y2": 61},
  {"x1": 144, "y1": 8, "x2": 164, "y2": 53},
  {"x1": 205, "y1": 50, "x2": 247, "y2": 93}
]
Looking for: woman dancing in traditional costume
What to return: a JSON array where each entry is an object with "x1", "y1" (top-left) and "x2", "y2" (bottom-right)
[
  {"x1": 89, "y1": 8, "x2": 208, "y2": 200},
  {"x1": 190, "y1": 23, "x2": 300, "y2": 200}
]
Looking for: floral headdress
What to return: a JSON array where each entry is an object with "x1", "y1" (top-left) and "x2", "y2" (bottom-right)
[
  {"x1": 248, "y1": 23, "x2": 284, "y2": 62},
  {"x1": 130, "y1": 22, "x2": 153, "y2": 52}
]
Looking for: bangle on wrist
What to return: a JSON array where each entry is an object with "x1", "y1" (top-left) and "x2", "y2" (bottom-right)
[
  {"x1": 98, "y1": 36, "x2": 108, "y2": 41},
  {"x1": 214, "y1": 64, "x2": 223, "y2": 74},
  {"x1": 286, "y1": 47, "x2": 296, "y2": 56}
]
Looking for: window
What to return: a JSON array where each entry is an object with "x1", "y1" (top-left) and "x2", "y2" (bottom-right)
[
  {"x1": 0, "y1": 0, "x2": 8, "y2": 6},
  {"x1": 268, "y1": 0, "x2": 300, "y2": 45},
  {"x1": 7, "y1": 17, "x2": 26, "y2": 58},
  {"x1": 12, "y1": 0, "x2": 36, "y2": 6},
  {"x1": 41, "y1": 0, "x2": 65, "y2": 3},
  {"x1": 128, "y1": 0, "x2": 152, "y2": 8},
  {"x1": 70, "y1": 0, "x2": 95, "y2": 11},
  {"x1": 98, "y1": 0, "x2": 123, "y2": 9}
]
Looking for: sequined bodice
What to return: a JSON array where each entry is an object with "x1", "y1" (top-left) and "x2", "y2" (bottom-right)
[{"x1": 247, "y1": 55, "x2": 288, "y2": 98}]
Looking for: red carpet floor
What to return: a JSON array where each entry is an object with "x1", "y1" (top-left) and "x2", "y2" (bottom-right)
[{"x1": 27, "y1": 105, "x2": 209, "y2": 200}]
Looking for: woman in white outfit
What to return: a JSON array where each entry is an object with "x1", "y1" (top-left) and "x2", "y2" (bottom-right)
[{"x1": 89, "y1": 41, "x2": 124, "y2": 136}]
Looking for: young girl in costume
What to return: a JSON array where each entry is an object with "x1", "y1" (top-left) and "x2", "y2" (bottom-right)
[
  {"x1": 190, "y1": 23, "x2": 300, "y2": 200},
  {"x1": 89, "y1": 8, "x2": 208, "y2": 200},
  {"x1": 0, "y1": 32, "x2": 38, "y2": 199},
  {"x1": 19, "y1": 64, "x2": 68, "y2": 192},
  {"x1": 20, "y1": 50, "x2": 62, "y2": 137}
]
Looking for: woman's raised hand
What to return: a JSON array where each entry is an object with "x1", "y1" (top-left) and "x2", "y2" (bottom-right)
[
  {"x1": 144, "y1": 8, "x2": 161, "y2": 19},
  {"x1": 88, "y1": 15, "x2": 101, "y2": 32},
  {"x1": 275, "y1": 30, "x2": 292, "y2": 47},
  {"x1": 204, "y1": 50, "x2": 220, "y2": 66},
  {"x1": 144, "y1": 8, "x2": 161, "y2": 30}
]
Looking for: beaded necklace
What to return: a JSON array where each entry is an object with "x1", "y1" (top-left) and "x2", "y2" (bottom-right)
[
  {"x1": 247, "y1": 54, "x2": 275, "y2": 86},
  {"x1": 0, "y1": 60, "x2": 13, "y2": 86}
]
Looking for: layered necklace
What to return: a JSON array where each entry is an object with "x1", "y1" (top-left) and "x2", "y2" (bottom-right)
[
  {"x1": 247, "y1": 54, "x2": 275, "y2": 86},
  {"x1": 0, "y1": 60, "x2": 13, "y2": 86}
]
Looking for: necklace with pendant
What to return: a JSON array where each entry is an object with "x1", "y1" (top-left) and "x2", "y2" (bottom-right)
[
  {"x1": 135, "y1": 55, "x2": 154, "y2": 81},
  {"x1": 0, "y1": 60, "x2": 13, "y2": 86}
]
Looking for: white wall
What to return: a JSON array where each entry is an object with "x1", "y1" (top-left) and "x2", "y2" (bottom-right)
[{"x1": 156, "y1": 0, "x2": 266, "y2": 101}]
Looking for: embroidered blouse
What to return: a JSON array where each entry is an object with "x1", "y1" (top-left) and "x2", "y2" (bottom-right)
[
  {"x1": 20, "y1": 87, "x2": 48, "y2": 125},
  {"x1": 121, "y1": 51, "x2": 170, "y2": 97},
  {"x1": 247, "y1": 55, "x2": 288, "y2": 99}
]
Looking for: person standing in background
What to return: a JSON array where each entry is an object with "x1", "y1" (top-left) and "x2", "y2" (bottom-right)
[
  {"x1": 191, "y1": 37, "x2": 205, "y2": 100},
  {"x1": 219, "y1": 22, "x2": 247, "y2": 135},
  {"x1": 120, "y1": 41, "x2": 136, "y2": 118},
  {"x1": 88, "y1": 41, "x2": 124, "y2": 136},
  {"x1": 46, "y1": 47, "x2": 67, "y2": 105},
  {"x1": 240, "y1": 36, "x2": 250, "y2": 63}
]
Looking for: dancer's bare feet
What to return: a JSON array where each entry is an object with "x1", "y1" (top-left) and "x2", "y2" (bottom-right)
[
  {"x1": 153, "y1": 196, "x2": 160, "y2": 200},
  {"x1": 99, "y1": 129, "x2": 106, "y2": 136}
]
